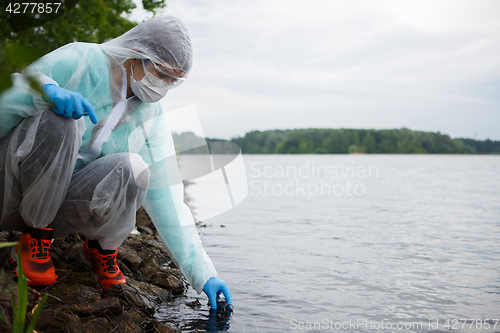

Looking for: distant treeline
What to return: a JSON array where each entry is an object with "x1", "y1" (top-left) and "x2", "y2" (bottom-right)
[{"x1": 173, "y1": 129, "x2": 500, "y2": 154}]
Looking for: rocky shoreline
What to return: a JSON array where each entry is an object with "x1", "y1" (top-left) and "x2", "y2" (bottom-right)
[{"x1": 0, "y1": 207, "x2": 189, "y2": 333}]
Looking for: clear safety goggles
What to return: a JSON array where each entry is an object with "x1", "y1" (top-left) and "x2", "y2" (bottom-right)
[{"x1": 142, "y1": 59, "x2": 185, "y2": 89}]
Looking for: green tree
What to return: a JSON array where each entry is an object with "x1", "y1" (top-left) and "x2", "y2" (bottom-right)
[
  {"x1": 0, "y1": 0, "x2": 167, "y2": 94},
  {"x1": 362, "y1": 132, "x2": 376, "y2": 153},
  {"x1": 298, "y1": 138, "x2": 314, "y2": 153},
  {"x1": 265, "y1": 131, "x2": 286, "y2": 153},
  {"x1": 1, "y1": 0, "x2": 167, "y2": 54},
  {"x1": 323, "y1": 130, "x2": 349, "y2": 153},
  {"x1": 277, "y1": 131, "x2": 301, "y2": 154},
  {"x1": 230, "y1": 128, "x2": 498, "y2": 155}
]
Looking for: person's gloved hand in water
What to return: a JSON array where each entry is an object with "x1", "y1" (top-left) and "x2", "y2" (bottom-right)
[
  {"x1": 43, "y1": 84, "x2": 97, "y2": 124},
  {"x1": 203, "y1": 277, "x2": 233, "y2": 311}
]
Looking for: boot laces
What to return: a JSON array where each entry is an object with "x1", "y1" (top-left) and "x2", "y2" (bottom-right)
[
  {"x1": 99, "y1": 254, "x2": 118, "y2": 273},
  {"x1": 29, "y1": 238, "x2": 52, "y2": 259}
]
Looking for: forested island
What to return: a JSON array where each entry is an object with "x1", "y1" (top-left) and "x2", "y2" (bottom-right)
[{"x1": 173, "y1": 128, "x2": 500, "y2": 154}]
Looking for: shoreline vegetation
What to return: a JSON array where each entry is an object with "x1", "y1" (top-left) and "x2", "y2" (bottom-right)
[{"x1": 173, "y1": 128, "x2": 500, "y2": 155}]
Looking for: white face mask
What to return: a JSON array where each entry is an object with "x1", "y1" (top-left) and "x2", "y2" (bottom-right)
[{"x1": 130, "y1": 61, "x2": 170, "y2": 103}]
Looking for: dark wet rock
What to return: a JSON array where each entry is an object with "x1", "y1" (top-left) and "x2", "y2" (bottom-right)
[
  {"x1": 141, "y1": 255, "x2": 161, "y2": 275},
  {"x1": 59, "y1": 271, "x2": 99, "y2": 288},
  {"x1": 35, "y1": 309, "x2": 81, "y2": 332},
  {"x1": 0, "y1": 231, "x2": 9, "y2": 240},
  {"x1": 186, "y1": 299, "x2": 202, "y2": 309},
  {"x1": 149, "y1": 272, "x2": 184, "y2": 293},
  {"x1": 63, "y1": 296, "x2": 122, "y2": 316},
  {"x1": 137, "y1": 225, "x2": 154, "y2": 235},
  {"x1": 52, "y1": 241, "x2": 83, "y2": 263},
  {"x1": 0, "y1": 286, "x2": 12, "y2": 310},
  {"x1": 154, "y1": 321, "x2": 179, "y2": 333},
  {"x1": 129, "y1": 278, "x2": 170, "y2": 298},
  {"x1": 80, "y1": 317, "x2": 114, "y2": 332},
  {"x1": 126, "y1": 308, "x2": 147, "y2": 327},
  {"x1": 0, "y1": 305, "x2": 11, "y2": 331},
  {"x1": 0, "y1": 285, "x2": 35, "y2": 310},
  {"x1": 106, "y1": 277, "x2": 171, "y2": 312},
  {"x1": 46, "y1": 282, "x2": 101, "y2": 304},
  {"x1": 117, "y1": 243, "x2": 143, "y2": 271},
  {"x1": 0, "y1": 207, "x2": 186, "y2": 332},
  {"x1": 140, "y1": 319, "x2": 179, "y2": 333},
  {"x1": 106, "y1": 282, "x2": 156, "y2": 312},
  {"x1": 118, "y1": 259, "x2": 134, "y2": 277},
  {"x1": 136, "y1": 206, "x2": 152, "y2": 227},
  {"x1": 109, "y1": 310, "x2": 143, "y2": 333},
  {"x1": 146, "y1": 238, "x2": 165, "y2": 251}
]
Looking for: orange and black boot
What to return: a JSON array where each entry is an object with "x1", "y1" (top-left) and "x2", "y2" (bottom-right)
[
  {"x1": 81, "y1": 238, "x2": 126, "y2": 290},
  {"x1": 10, "y1": 226, "x2": 58, "y2": 286}
]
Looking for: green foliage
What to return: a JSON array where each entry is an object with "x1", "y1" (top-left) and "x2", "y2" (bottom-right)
[
  {"x1": 0, "y1": 242, "x2": 48, "y2": 333},
  {"x1": 227, "y1": 128, "x2": 500, "y2": 154},
  {"x1": 0, "y1": 43, "x2": 43, "y2": 95},
  {"x1": 0, "y1": 0, "x2": 167, "y2": 96},
  {"x1": 142, "y1": 0, "x2": 166, "y2": 12},
  {"x1": 460, "y1": 138, "x2": 500, "y2": 154},
  {"x1": 0, "y1": 242, "x2": 18, "y2": 249},
  {"x1": 1, "y1": 0, "x2": 139, "y2": 56}
]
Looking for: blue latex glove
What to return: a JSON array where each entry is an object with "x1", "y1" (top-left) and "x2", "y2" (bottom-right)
[
  {"x1": 42, "y1": 84, "x2": 97, "y2": 124},
  {"x1": 202, "y1": 277, "x2": 233, "y2": 311}
]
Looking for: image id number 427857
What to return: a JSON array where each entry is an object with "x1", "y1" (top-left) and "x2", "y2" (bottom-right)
[
  {"x1": 6, "y1": 2, "x2": 62, "y2": 14},
  {"x1": 440, "y1": 319, "x2": 499, "y2": 330}
]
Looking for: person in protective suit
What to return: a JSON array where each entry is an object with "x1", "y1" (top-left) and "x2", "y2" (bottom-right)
[{"x1": 0, "y1": 15, "x2": 232, "y2": 310}]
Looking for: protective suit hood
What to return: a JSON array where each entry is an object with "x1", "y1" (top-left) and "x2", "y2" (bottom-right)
[{"x1": 101, "y1": 15, "x2": 193, "y2": 78}]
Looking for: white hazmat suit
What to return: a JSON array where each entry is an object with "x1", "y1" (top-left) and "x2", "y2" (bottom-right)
[{"x1": 0, "y1": 16, "x2": 217, "y2": 293}]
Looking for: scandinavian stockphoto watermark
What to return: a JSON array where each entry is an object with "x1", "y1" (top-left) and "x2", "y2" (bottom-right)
[
  {"x1": 289, "y1": 318, "x2": 500, "y2": 331},
  {"x1": 249, "y1": 160, "x2": 378, "y2": 199}
]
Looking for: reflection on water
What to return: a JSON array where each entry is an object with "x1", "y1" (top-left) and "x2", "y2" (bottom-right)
[
  {"x1": 182, "y1": 308, "x2": 232, "y2": 332},
  {"x1": 159, "y1": 155, "x2": 500, "y2": 332},
  {"x1": 156, "y1": 286, "x2": 233, "y2": 332}
]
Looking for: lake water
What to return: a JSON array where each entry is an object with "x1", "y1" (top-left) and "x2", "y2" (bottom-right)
[{"x1": 157, "y1": 155, "x2": 500, "y2": 333}]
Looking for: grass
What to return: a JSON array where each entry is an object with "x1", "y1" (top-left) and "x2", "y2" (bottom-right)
[{"x1": 0, "y1": 242, "x2": 48, "y2": 333}]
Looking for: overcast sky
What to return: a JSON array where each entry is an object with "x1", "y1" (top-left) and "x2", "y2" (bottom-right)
[{"x1": 132, "y1": 0, "x2": 500, "y2": 141}]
